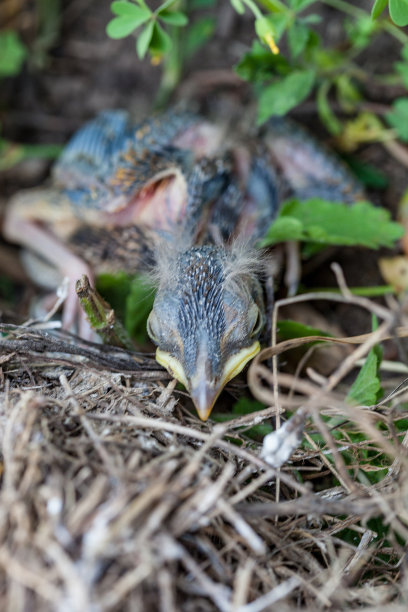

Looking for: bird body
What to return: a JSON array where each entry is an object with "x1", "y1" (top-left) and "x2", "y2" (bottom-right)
[{"x1": 4, "y1": 108, "x2": 363, "y2": 419}]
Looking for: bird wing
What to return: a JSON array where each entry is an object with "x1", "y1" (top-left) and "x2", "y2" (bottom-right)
[{"x1": 264, "y1": 117, "x2": 364, "y2": 204}]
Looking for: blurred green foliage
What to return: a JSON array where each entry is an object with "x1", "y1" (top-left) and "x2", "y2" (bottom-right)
[
  {"x1": 1, "y1": 0, "x2": 62, "y2": 168},
  {"x1": 106, "y1": 0, "x2": 408, "y2": 137},
  {"x1": 0, "y1": 31, "x2": 27, "y2": 77},
  {"x1": 259, "y1": 199, "x2": 404, "y2": 250}
]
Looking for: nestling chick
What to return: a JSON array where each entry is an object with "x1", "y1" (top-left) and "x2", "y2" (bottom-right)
[
  {"x1": 4, "y1": 108, "x2": 362, "y2": 420},
  {"x1": 147, "y1": 245, "x2": 265, "y2": 420}
]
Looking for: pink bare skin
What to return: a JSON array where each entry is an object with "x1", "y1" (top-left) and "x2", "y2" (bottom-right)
[
  {"x1": 4, "y1": 212, "x2": 95, "y2": 339},
  {"x1": 3, "y1": 117, "x2": 227, "y2": 339}
]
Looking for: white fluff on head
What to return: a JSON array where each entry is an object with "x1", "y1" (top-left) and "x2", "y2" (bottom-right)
[
  {"x1": 148, "y1": 232, "x2": 272, "y2": 293},
  {"x1": 147, "y1": 237, "x2": 188, "y2": 289},
  {"x1": 223, "y1": 238, "x2": 266, "y2": 287}
]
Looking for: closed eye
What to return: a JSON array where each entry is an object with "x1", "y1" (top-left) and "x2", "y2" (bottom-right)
[
  {"x1": 147, "y1": 311, "x2": 159, "y2": 343},
  {"x1": 250, "y1": 306, "x2": 264, "y2": 338}
]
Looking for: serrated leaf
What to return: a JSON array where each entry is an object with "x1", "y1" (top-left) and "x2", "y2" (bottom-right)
[
  {"x1": 371, "y1": 0, "x2": 388, "y2": 19},
  {"x1": 159, "y1": 10, "x2": 188, "y2": 26},
  {"x1": 386, "y1": 97, "x2": 408, "y2": 141},
  {"x1": 0, "y1": 31, "x2": 27, "y2": 77},
  {"x1": 389, "y1": 0, "x2": 408, "y2": 25},
  {"x1": 107, "y1": 11, "x2": 151, "y2": 39},
  {"x1": 259, "y1": 216, "x2": 304, "y2": 243},
  {"x1": 259, "y1": 199, "x2": 404, "y2": 249},
  {"x1": 137, "y1": 20, "x2": 154, "y2": 58},
  {"x1": 257, "y1": 69, "x2": 315, "y2": 123},
  {"x1": 288, "y1": 21, "x2": 310, "y2": 58},
  {"x1": 347, "y1": 346, "x2": 383, "y2": 406}
]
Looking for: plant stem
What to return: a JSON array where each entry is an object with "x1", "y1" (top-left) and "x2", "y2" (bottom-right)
[
  {"x1": 155, "y1": 25, "x2": 182, "y2": 109},
  {"x1": 320, "y1": 0, "x2": 366, "y2": 19},
  {"x1": 383, "y1": 20, "x2": 408, "y2": 46},
  {"x1": 242, "y1": 0, "x2": 264, "y2": 21}
]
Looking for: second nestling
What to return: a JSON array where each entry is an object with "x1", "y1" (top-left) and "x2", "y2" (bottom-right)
[{"x1": 4, "y1": 108, "x2": 363, "y2": 419}]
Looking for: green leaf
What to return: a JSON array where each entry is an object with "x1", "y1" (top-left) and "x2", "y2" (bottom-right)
[
  {"x1": 0, "y1": 140, "x2": 62, "y2": 170},
  {"x1": 125, "y1": 276, "x2": 156, "y2": 343},
  {"x1": 277, "y1": 319, "x2": 331, "y2": 341},
  {"x1": 96, "y1": 271, "x2": 132, "y2": 323},
  {"x1": 389, "y1": 0, "x2": 408, "y2": 25},
  {"x1": 137, "y1": 20, "x2": 154, "y2": 58},
  {"x1": 0, "y1": 31, "x2": 27, "y2": 77},
  {"x1": 231, "y1": 398, "x2": 273, "y2": 438},
  {"x1": 371, "y1": 0, "x2": 388, "y2": 19},
  {"x1": 257, "y1": 69, "x2": 315, "y2": 123},
  {"x1": 259, "y1": 13, "x2": 289, "y2": 41},
  {"x1": 288, "y1": 21, "x2": 310, "y2": 58},
  {"x1": 111, "y1": 1, "x2": 149, "y2": 16},
  {"x1": 149, "y1": 22, "x2": 172, "y2": 55},
  {"x1": 386, "y1": 97, "x2": 408, "y2": 141},
  {"x1": 231, "y1": 0, "x2": 245, "y2": 14},
  {"x1": 235, "y1": 40, "x2": 290, "y2": 82},
  {"x1": 107, "y1": 9, "x2": 151, "y2": 39},
  {"x1": 347, "y1": 345, "x2": 383, "y2": 406},
  {"x1": 259, "y1": 199, "x2": 404, "y2": 249},
  {"x1": 233, "y1": 398, "x2": 267, "y2": 415},
  {"x1": 159, "y1": 10, "x2": 188, "y2": 26},
  {"x1": 184, "y1": 17, "x2": 216, "y2": 58},
  {"x1": 156, "y1": 0, "x2": 178, "y2": 11},
  {"x1": 260, "y1": 216, "x2": 304, "y2": 243}
]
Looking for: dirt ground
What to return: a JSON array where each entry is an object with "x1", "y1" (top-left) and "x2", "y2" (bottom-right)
[{"x1": 1, "y1": 1, "x2": 408, "y2": 611}]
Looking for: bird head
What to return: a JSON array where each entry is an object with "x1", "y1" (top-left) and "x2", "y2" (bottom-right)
[{"x1": 147, "y1": 245, "x2": 264, "y2": 420}]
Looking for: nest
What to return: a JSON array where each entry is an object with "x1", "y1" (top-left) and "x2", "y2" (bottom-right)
[{"x1": 0, "y1": 305, "x2": 408, "y2": 611}]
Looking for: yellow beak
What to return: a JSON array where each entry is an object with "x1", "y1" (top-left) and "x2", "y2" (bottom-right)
[{"x1": 156, "y1": 340, "x2": 260, "y2": 421}]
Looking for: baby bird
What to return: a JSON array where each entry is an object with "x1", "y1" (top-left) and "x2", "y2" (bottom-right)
[{"x1": 4, "y1": 109, "x2": 362, "y2": 420}]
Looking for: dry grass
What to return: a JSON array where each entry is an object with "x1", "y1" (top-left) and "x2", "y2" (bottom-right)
[{"x1": 1, "y1": 282, "x2": 408, "y2": 611}]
